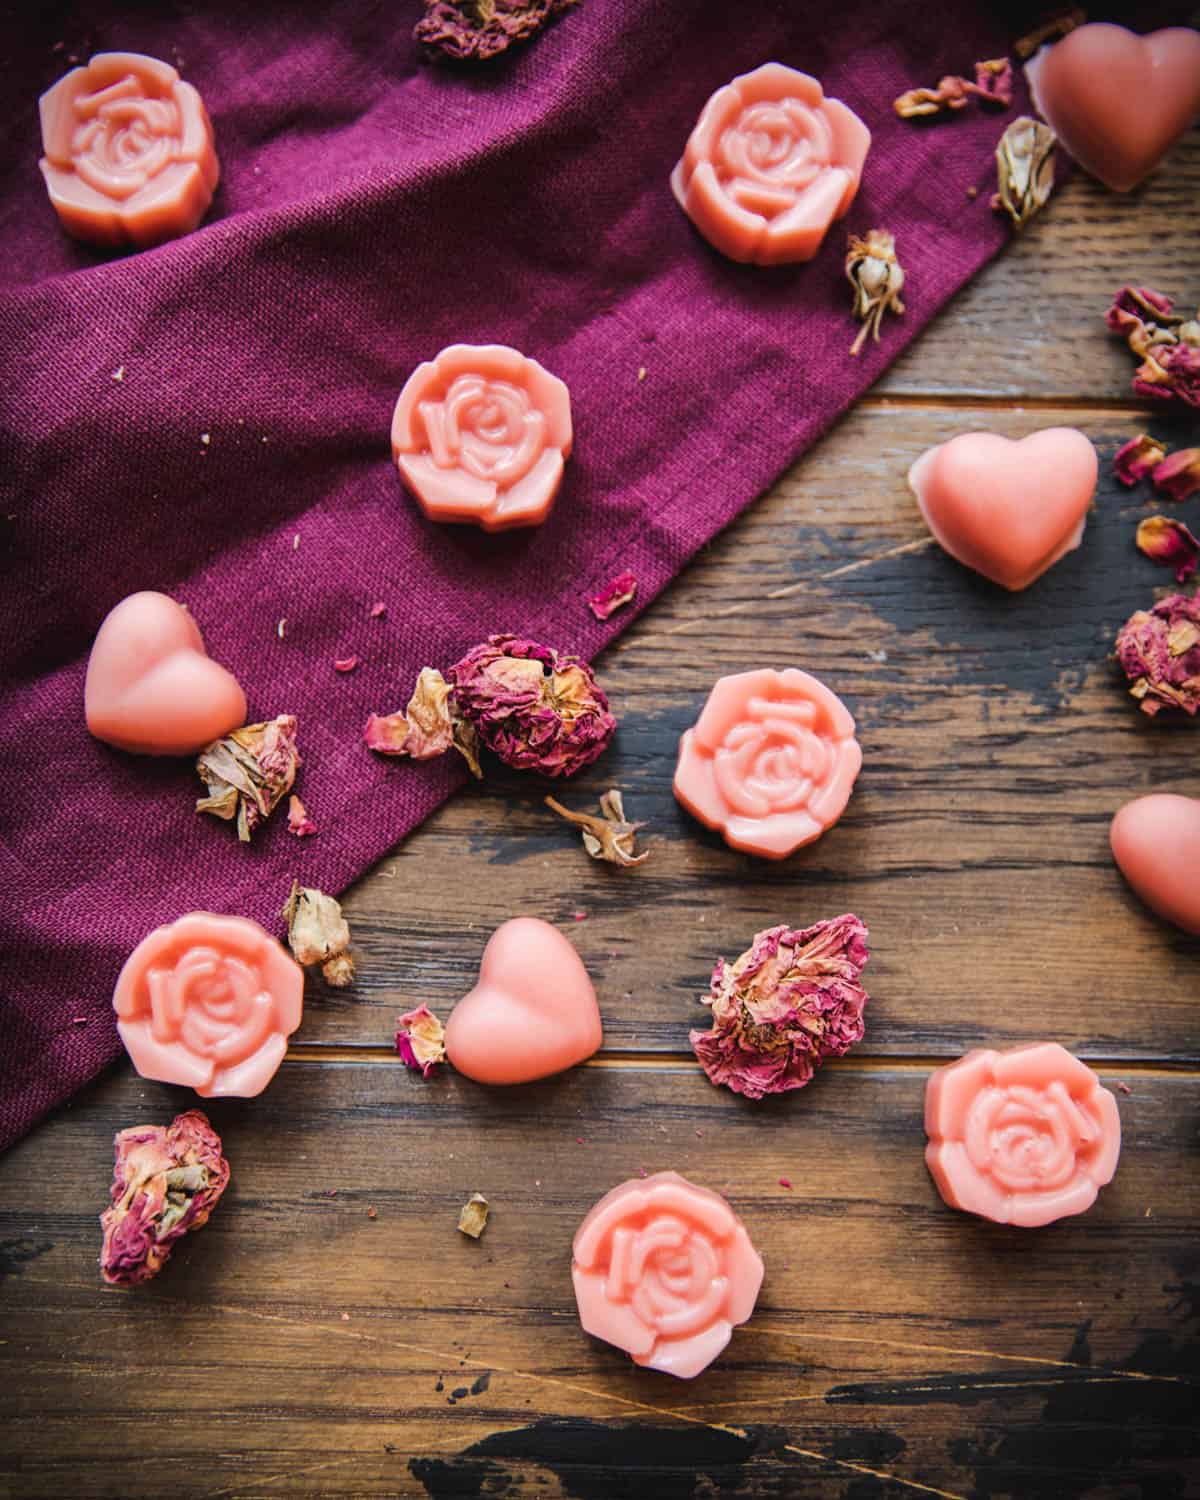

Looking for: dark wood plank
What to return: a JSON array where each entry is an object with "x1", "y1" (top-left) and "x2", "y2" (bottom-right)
[
  {"x1": 311, "y1": 404, "x2": 1200, "y2": 1060},
  {"x1": 878, "y1": 130, "x2": 1199, "y2": 401},
  {"x1": 1, "y1": 1061, "x2": 1195, "y2": 1499}
]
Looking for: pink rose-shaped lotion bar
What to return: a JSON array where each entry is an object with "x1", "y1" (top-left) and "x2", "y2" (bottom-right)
[
  {"x1": 674, "y1": 668, "x2": 862, "y2": 858},
  {"x1": 39, "y1": 52, "x2": 219, "y2": 248},
  {"x1": 392, "y1": 344, "x2": 573, "y2": 532},
  {"x1": 114, "y1": 914, "x2": 304, "y2": 1098},
  {"x1": 572, "y1": 1172, "x2": 764, "y2": 1378},
  {"x1": 671, "y1": 62, "x2": 870, "y2": 265},
  {"x1": 925, "y1": 1043, "x2": 1121, "y2": 1228}
]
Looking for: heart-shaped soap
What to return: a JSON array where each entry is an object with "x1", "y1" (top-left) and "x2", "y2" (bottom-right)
[
  {"x1": 1110, "y1": 793, "x2": 1200, "y2": 936},
  {"x1": 445, "y1": 917, "x2": 603, "y2": 1085},
  {"x1": 1026, "y1": 24, "x2": 1200, "y2": 192},
  {"x1": 908, "y1": 428, "x2": 1097, "y2": 591},
  {"x1": 86, "y1": 591, "x2": 247, "y2": 755}
]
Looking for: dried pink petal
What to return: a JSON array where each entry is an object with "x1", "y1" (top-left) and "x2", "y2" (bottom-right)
[
  {"x1": 587, "y1": 571, "x2": 638, "y2": 621},
  {"x1": 1115, "y1": 593, "x2": 1200, "y2": 717},
  {"x1": 973, "y1": 57, "x2": 1013, "y2": 106},
  {"x1": 1153, "y1": 448, "x2": 1200, "y2": 503},
  {"x1": 1133, "y1": 344, "x2": 1200, "y2": 409},
  {"x1": 370, "y1": 602, "x2": 387, "y2": 619},
  {"x1": 690, "y1": 916, "x2": 870, "y2": 1100},
  {"x1": 1106, "y1": 285, "x2": 1178, "y2": 348},
  {"x1": 395, "y1": 1004, "x2": 446, "y2": 1077},
  {"x1": 365, "y1": 667, "x2": 483, "y2": 777},
  {"x1": 99, "y1": 1110, "x2": 229, "y2": 1286},
  {"x1": 334, "y1": 656, "x2": 359, "y2": 674},
  {"x1": 894, "y1": 58, "x2": 1011, "y2": 118},
  {"x1": 1135, "y1": 516, "x2": 1200, "y2": 583},
  {"x1": 195, "y1": 715, "x2": 300, "y2": 842},
  {"x1": 1113, "y1": 434, "x2": 1167, "y2": 487},
  {"x1": 447, "y1": 635, "x2": 616, "y2": 779},
  {"x1": 415, "y1": 0, "x2": 576, "y2": 62},
  {"x1": 287, "y1": 794, "x2": 317, "y2": 837}
]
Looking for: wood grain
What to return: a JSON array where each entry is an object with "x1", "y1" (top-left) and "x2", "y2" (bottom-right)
[{"x1": 1, "y1": 1061, "x2": 1196, "y2": 1499}]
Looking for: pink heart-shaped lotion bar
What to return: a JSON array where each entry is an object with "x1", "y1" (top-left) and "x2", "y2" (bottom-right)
[
  {"x1": 445, "y1": 917, "x2": 603, "y2": 1085},
  {"x1": 1026, "y1": 24, "x2": 1200, "y2": 192},
  {"x1": 86, "y1": 591, "x2": 247, "y2": 755},
  {"x1": 908, "y1": 429, "x2": 1097, "y2": 591},
  {"x1": 1110, "y1": 793, "x2": 1200, "y2": 936}
]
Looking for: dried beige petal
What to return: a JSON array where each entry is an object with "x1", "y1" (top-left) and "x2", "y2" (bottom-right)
[
  {"x1": 283, "y1": 880, "x2": 355, "y2": 987},
  {"x1": 458, "y1": 1193, "x2": 489, "y2": 1238},
  {"x1": 196, "y1": 715, "x2": 300, "y2": 842},
  {"x1": 365, "y1": 667, "x2": 483, "y2": 778},
  {"x1": 846, "y1": 229, "x2": 906, "y2": 356},
  {"x1": 991, "y1": 116, "x2": 1056, "y2": 231},
  {"x1": 545, "y1": 788, "x2": 648, "y2": 867}
]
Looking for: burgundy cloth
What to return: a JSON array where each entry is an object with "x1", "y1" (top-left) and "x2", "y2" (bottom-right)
[{"x1": 2, "y1": 0, "x2": 1035, "y2": 1149}]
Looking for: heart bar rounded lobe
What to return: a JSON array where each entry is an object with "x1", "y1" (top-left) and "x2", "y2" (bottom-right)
[
  {"x1": 445, "y1": 917, "x2": 603, "y2": 1085},
  {"x1": 85, "y1": 591, "x2": 247, "y2": 755}
]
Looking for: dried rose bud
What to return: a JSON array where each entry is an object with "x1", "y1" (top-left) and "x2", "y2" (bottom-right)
[
  {"x1": 1014, "y1": 7, "x2": 1086, "y2": 60},
  {"x1": 283, "y1": 880, "x2": 354, "y2": 987},
  {"x1": 587, "y1": 571, "x2": 638, "y2": 621},
  {"x1": 447, "y1": 635, "x2": 616, "y2": 779},
  {"x1": 690, "y1": 916, "x2": 870, "y2": 1100},
  {"x1": 1154, "y1": 448, "x2": 1200, "y2": 502},
  {"x1": 991, "y1": 116, "x2": 1056, "y2": 231},
  {"x1": 846, "y1": 229, "x2": 906, "y2": 356},
  {"x1": 100, "y1": 1110, "x2": 229, "y2": 1286},
  {"x1": 545, "y1": 788, "x2": 648, "y2": 867},
  {"x1": 416, "y1": 0, "x2": 575, "y2": 63},
  {"x1": 1113, "y1": 434, "x2": 1167, "y2": 487},
  {"x1": 458, "y1": 1193, "x2": 489, "y2": 1238},
  {"x1": 395, "y1": 1005, "x2": 446, "y2": 1076},
  {"x1": 973, "y1": 58, "x2": 1013, "y2": 107},
  {"x1": 1133, "y1": 344, "x2": 1200, "y2": 409},
  {"x1": 1115, "y1": 593, "x2": 1200, "y2": 717},
  {"x1": 1106, "y1": 285, "x2": 1179, "y2": 350},
  {"x1": 365, "y1": 666, "x2": 482, "y2": 777},
  {"x1": 196, "y1": 715, "x2": 300, "y2": 842},
  {"x1": 287, "y1": 794, "x2": 317, "y2": 837},
  {"x1": 1136, "y1": 516, "x2": 1200, "y2": 583}
]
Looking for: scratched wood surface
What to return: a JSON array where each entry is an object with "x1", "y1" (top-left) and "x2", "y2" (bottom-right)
[{"x1": 2, "y1": 133, "x2": 1198, "y2": 1500}]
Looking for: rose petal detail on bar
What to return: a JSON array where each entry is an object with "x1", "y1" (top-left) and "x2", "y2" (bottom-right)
[
  {"x1": 1115, "y1": 593, "x2": 1200, "y2": 717},
  {"x1": 287, "y1": 794, "x2": 317, "y2": 837},
  {"x1": 448, "y1": 635, "x2": 616, "y2": 779},
  {"x1": 283, "y1": 880, "x2": 354, "y2": 987},
  {"x1": 395, "y1": 1004, "x2": 447, "y2": 1077},
  {"x1": 846, "y1": 229, "x2": 906, "y2": 356},
  {"x1": 1153, "y1": 448, "x2": 1200, "y2": 502},
  {"x1": 991, "y1": 116, "x2": 1056, "y2": 231},
  {"x1": 545, "y1": 788, "x2": 648, "y2": 867},
  {"x1": 690, "y1": 915, "x2": 870, "y2": 1099},
  {"x1": 587, "y1": 571, "x2": 638, "y2": 621},
  {"x1": 415, "y1": 0, "x2": 576, "y2": 63},
  {"x1": 1135, "y1": 516, "x2": 1200, "y2": 582},
  {"x1": 99, "y1": 1110, "x2": 229, "y2": 1286},
  {"x1": 1113, "y1": 434, "x2": 1167, "y2": 487},
  {"x1": 458, "y1": 1193, "x2": 489, "y2": 1238},
  {"x1": 195, "y1": 715, "x2": 300, "y2": 842}
]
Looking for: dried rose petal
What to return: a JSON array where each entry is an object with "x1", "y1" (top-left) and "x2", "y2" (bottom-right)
[
  {"x1": 545, "y1": 788, "x2": 648, "y2": 867},
  {"x1": 458, "y1": 1193, "x2": 489, "y2": 1238},
  {"x1": 416, "y1": 0, "x2": 575, "y2": 62},
  {"x1": 1115, "y1": 593, "x2": 1200, "y2": 717},
  {"x1": 369, "y1": 602, "x2": 387, "y2": 619},
  {"x1": 690, "y1": 916, "x2": 870, "y2": 1100},
  {"x1": 196, "y1": 715, "x2": 300, "y2": 842},
  {"x1": 846, "y1": 229, "x2": 906, "y2": 356},
  {"x1": 1153, "y1": 448, "x2": 1200, "y2": 503},
  {"x1": 1113, "y1": 434, "x2": 1167, "y2": 487},
  {"x1": 1136, "y1": 516, "x2": 1200, "y2": 583},
  {"x1": 365, "y1": 667, "x2": 483, "y2": 778},
  {"x1": 587, "y1": 571, "x2": 638, "y2": 621},
  {"x1": 334, "y1": 656, "x2": 359, "y2": 674},
  {"x1": 1133, "y1": 344, "x2": 1200, "y2": 409},
  {"x1": 395, "y1": 1004, "x2": 446, "y2": 1077},
  {"x1": 991, "y1": 116, "x2": 1056, "y2": 231},
  {"x1": 973, "y1": 57, "x2": 1013, "y2": 106},
  {"x1": 287, "y1": 794, "x2": 317, "y2": 837},
  {"x1": 283, "y1": 880, "x2": 354, "y2": 987},
  {"x1": 894, "y1": 58, "x2": 1011, "y2": 118},
  {"x1": 99, "y1": 1110, "x2": 229, "y2": 1286},
  {"x1": 447, "y1": 635, "x2": 616, "y2": 779},
  {"x1": 1106, "y1": 285, "x2": 1179, "y2": 350}
]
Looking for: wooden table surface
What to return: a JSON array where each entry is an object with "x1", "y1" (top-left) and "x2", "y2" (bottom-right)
[{"x1": 3, "y1": 132, "x2": 1199, "y2": 1500}]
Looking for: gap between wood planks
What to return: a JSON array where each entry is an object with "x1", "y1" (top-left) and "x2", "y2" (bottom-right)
[
  {"x1": 285, "y1": 1044, "x2": 1200, "y2": 1077},
  {"x1": 861, "y1": 393, "x2": 1153, "y2": 414}
]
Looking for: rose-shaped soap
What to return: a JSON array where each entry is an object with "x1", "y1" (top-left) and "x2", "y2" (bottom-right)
[
  {"x1": 674, "y1": 668, "x2": 862, "y2": 858},
  {"x1": 392, "y1": 345, "x2": 572, "y2": 532},
  {"x1": 671, "y1": 62, "x2": 870, "y2": 265},
  {"x1": 39, "y1": 52, "x2": 219, "y2": 249},
  {"x1": 925, "y1": 1043, "x2": 1121, "y2": 1228},
  {"x1": 114, "y1": 913, "x2": 304, "y2": 1098},
  {"x1": 572, "y1": 1171, "x2": 764, "y2": 1378}
]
